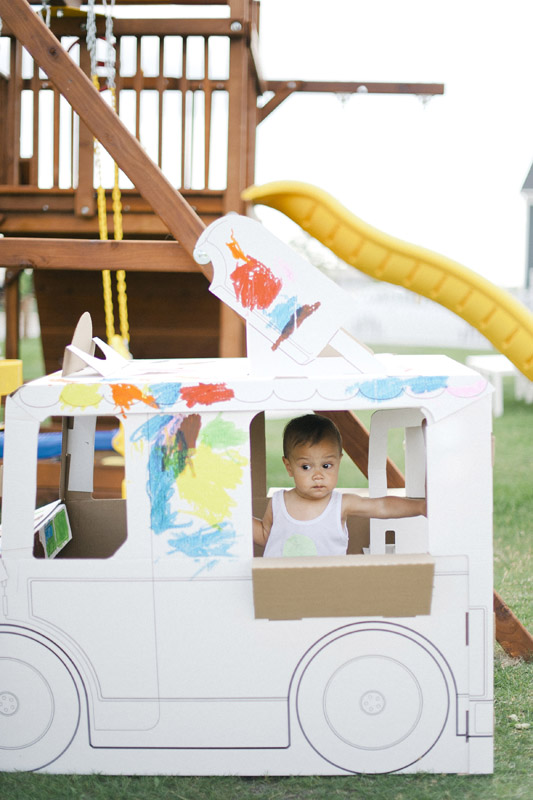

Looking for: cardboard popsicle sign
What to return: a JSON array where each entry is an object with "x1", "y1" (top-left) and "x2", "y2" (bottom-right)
[{"x1": 194, "y1": 215, "x2": 384, "y2": 372}]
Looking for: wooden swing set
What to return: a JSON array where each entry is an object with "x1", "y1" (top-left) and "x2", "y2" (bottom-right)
[{"x1": 0, "y1": 0, "x2": 530, "y2": 660}]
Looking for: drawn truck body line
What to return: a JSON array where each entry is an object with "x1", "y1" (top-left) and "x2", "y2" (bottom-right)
[
  {"x1": 242, "y1": 181, "x2": 533, "y2": 381},
  {"x1": 0, "y1": 215, "x2": 494, "y2": 776}
]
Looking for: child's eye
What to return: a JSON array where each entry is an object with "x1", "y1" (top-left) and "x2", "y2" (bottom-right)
[
  {"x1": 323, "y1": 463, "x2": 333, "y2": 469},
  {"x1": 301, "y1": 465, "x2": 311, "y2": 470}
]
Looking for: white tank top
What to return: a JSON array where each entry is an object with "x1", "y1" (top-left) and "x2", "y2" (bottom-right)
[{"x1": 263, "y1": 490, "x2": 348, "y2": 558}]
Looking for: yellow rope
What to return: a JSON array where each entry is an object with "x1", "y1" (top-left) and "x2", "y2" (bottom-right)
[
  {"x1": 110, "y1": 88, "x2": 130, "y2": 347},
  {"x1": 92, "y1": 78, "x2": 130, "y2": 354}
]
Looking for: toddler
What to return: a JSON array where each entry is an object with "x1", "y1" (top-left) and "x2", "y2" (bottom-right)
[{"x1": 253, "y1": 414, "x2": 426, "y2": 557}]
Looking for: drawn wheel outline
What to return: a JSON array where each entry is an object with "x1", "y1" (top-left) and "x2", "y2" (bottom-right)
[
  {"x1": 295, "y1": 626, "x2": 451, "y2": 774},
  {"x1": 0, "y1": 630, "x2": 81, "y2": 771}
]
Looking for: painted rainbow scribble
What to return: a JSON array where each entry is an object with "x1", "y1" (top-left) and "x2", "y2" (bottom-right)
[
  {"x1": 180, "y1": 383, "x2": 235, "y2": 408},
  {"x1": 132, "y1": 414, "x2": 199, "y2": 535},
  {"x1": 131, "y1": 413, "x2": 248, "y2": 564},
  {"x1": 226, "y1": 231, "x2": 282, "y2": 310}
]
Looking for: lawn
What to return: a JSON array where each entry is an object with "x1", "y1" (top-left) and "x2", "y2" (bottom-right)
[{"x1": 0, "y1": 341, "x2": 531, "y2": 800}]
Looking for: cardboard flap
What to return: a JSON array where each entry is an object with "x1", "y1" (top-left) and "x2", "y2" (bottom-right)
[
  {"x1": 195, "y1": 214, "x2": 378, "y2": 369},
  {"x1": 252, "y1": 553, "x2": 435, "y2": 620}
]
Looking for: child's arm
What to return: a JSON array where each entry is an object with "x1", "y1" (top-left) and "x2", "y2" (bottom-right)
[
  {"x1": 342, "y1": 492, "x2": 427, "y2": 521},
  {"x1": 253, "y1": 498, "x2": 274, "y2": 547}
]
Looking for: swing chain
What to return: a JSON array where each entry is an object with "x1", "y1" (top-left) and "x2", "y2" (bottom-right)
[
  {"x1": 86, "y1": 0, "x2": 130, "y2": 351},
  {"x1": 87, "y1": 0, "x2": 98, "y2": 78},
  {"x1": 103, "y1": 0, "x2": 116, "y2": 91},
  {"x1": 40, "y1": 2, "x2": 51, "y2": 29}
]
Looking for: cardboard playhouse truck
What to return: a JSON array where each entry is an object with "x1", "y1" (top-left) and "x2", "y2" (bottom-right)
[{"x1": 0, "y1": 216, "x2": 493, "y2": 775}]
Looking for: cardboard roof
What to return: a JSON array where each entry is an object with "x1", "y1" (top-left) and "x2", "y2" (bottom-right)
[{"x1": 13, "y1": 351, "x2": 490, "y2": 424}]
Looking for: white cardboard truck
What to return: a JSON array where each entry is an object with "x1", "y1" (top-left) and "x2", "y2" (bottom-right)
[{"x1": 0, "y1": 216, "x2": 493, "y2": 774}]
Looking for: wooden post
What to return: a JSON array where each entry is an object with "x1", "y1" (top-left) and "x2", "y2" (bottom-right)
[
  {"x1": 75, "y1": 39, "x2": 96, "y2": 218},
  {"x1": 0, "y1": 73, "x2": 7, "y2": 184},
  {"x1": 5, "y1": 39, "x2": 22, "y2": 185},
  {"x1": 4, "y1": 268, "x2": 21, "y2": 360},
  {"x1": 218, "y1": 0, "x2": 254, "y2": 357}
]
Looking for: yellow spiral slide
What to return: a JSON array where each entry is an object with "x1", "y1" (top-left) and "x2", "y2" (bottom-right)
[{"x1": 242, "y1": 181, "x2": 533, "y2": 381}]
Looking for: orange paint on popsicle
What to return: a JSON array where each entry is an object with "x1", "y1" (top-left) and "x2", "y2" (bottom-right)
[{"x1": 111, "y1": 383, "x2": 159, "y2": 417}]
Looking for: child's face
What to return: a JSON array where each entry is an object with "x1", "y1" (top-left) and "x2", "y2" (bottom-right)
[{"x1": 282, "y1": 437, "x2": 342, "y2": 501}]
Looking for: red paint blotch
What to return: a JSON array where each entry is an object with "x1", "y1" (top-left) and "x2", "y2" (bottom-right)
[
  {"x1": 226, "y1": 231, "x2": 281, "y2": 310},
  {"x1": 180, "y1": 383, "x2": 235, "y2": 408}
]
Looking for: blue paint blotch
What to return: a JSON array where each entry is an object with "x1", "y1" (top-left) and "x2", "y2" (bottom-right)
[
  {"x1": 167, "y1": 520, "x2": 236, "y2": 559},
  {"x1": 148, "y1": 382, "x2": 182, "y2": 409},
  {"x1": 349, "y1": 375, "x2": 449, "y2": 401},
  {"x1": 264, "y1": 294, "x2": 298, "y2": 332}
]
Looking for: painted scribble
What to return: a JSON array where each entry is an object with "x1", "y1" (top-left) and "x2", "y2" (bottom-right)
[
  {"x1": 132, "y1": 414, "x2": 200, "y2": 535},
  {"x1": 177, "y1": 443, "x2": 248, "y2": 527},
  {"x1": 167, "y1": 520, "x2": 237, "y2": 560},
  {"x1": 265, "y1": 294, "x2": 299, "y2": 333},
  {"x1": 148, "y1": 382, "x2": 182, "y2": 409},
  {"x1": 226, "y1": 231, "x2": 282, "y2": 310},
  {"x1": 345, "y1": 375, "x2": 449, "y2": 401},
  {"x1": 60, "y1": 383, "x2": 102, "y2": 411},
  {"x1": 272, "y1": 301, "x2": 321, "y2": 350},
  {"x1": 131, "y1": 413, "x2": 248, "y2": 564},
  {"x1": 180, "y1": 383, "x2": 235, "y2": 408},
  {"x1": 111, "y1": 383, "x2": 158, "y2": 417},
  {"x1": 199, "y1": 413, "x2": 248, "y2": 450}
]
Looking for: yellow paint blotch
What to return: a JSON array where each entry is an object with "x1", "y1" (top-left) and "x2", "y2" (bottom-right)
[
  {"x1": 60, "y1": 384, "x2": 102, "y2": 410},
  {"x1": 177, "y1": 443, "x2": 248, "y2": 526}
]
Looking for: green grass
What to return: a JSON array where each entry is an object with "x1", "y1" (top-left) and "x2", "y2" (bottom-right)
[
  {"x1": 19, "y1": 336, "x2": 45, "y2": 382},
  {"x1": 0, "y1": 341, "x2": 531, "y2": 799}
]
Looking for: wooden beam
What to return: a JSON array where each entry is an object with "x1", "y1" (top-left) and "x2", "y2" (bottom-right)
[
  {"x1": 0, "y1": 238, "x2": 195, "y2": 272},
  {"x1": 494, "y1": 591, "x2": 533, "y2": 661},
  {"x1": 259, "y1": 80, "x2": 444, "y2": 122},
  {"x1": 28, "y1": 0, "x2": 81, "y2": 6},
  {"x1": 265, "y1": 80, "x2": 445, "y2": 96},
  {"x1": 0, "y1": 17, "x2": 248, "y2": 40},
  {"x1": 27, "y1": 0, "x2": 227, "y2": 5},
  {"x1": 259, "y1": 82, "x2": 301, "y2": 122},
  {"x1": 0, "y1": 0, "x2": 209, "y2": 273}
]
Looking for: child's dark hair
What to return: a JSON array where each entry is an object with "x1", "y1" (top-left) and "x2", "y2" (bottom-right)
[{"x1": 283, "y1": 414, "x2": 343, "y2": 458}]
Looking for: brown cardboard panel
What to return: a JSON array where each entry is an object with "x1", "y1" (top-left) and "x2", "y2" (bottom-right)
[
  {"x1": 252, "y1": 554, "x2": 435, "y2": 620},
  {"x1": 346, "y1": 516, "x2": 370, "y2": 554},
  {"x1": 59, "y1": 496, "x2": 127, "y2": 559}
]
